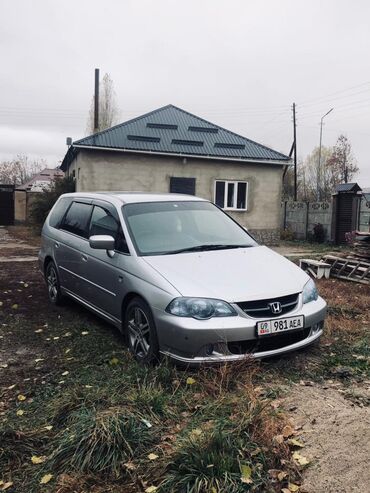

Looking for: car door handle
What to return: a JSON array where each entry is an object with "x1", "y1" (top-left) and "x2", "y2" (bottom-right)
[
  {"x1": 81, "y1": 254, "x2": 88, "y2": 262},
  {"x1": 54, "y1": 242, "x2": 59, "y2": 248}
]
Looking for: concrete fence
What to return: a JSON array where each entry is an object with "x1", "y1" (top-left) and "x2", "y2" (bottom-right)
[
  {"x1": 281, "y1": 196, "x2": 369, "y2": 241},
  {"x1": 359, "y1": 195, "x2": 370, "y2": 232},
  {"x1": 281, "y1": 201, "x2": 332, "y2": 241}
]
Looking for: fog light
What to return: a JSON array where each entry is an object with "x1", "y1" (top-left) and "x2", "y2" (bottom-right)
[{"x1": 311, "y1": 322, "x2": 322, "y2": 334}]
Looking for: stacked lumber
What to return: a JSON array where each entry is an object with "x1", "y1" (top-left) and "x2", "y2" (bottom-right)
[
  {"x1": 321, "y1": 254, "x2": 370, "y2": 285},
  {"x1": 350, "y1": 231, "x2": 370, "y2": 261}
]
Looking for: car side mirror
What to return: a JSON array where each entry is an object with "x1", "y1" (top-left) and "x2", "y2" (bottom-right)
[{"x1": 89, "y1": 235, "x2": 115, "y2": 252}]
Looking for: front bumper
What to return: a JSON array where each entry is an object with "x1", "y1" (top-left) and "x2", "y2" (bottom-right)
[{"x1": 154, "y1": 295, "x2": 327, "y2": 364}]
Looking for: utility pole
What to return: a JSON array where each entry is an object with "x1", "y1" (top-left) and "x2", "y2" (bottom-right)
[
  {"x1": 317, "y1": 108, "x2": 334, "y2": 200},
  {"x1": 94, "y1": 68, "x2": 100, "y2": 133},
  {"x1": 293, "y1": 103, "x2": 297, "y2": 201}
]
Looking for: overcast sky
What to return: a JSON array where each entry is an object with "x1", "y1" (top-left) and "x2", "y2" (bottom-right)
[{"x1": 1, "y1": 0, "x2": 369, "y2": 186}]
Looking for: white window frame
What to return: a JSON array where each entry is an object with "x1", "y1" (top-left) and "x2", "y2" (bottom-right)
[{"x1": 214, "y1": 180, "x2": 248, "y2": 211}]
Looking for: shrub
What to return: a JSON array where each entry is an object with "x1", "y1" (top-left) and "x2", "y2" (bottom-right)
[
  {"x1": 312, "y1": 223, "x2": 325, "y2": 243},
  {"x1": 29, "y1": 175, "x2": 75, "y2": 226},
  {"x1": 280, "y1": 228, "x2": 295, "y2": 241}
]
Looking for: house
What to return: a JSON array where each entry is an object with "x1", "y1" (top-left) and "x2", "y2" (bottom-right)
[
  {"x1": 15, "y1": 167, "x2": 64, "y2": 223},
  {"x1": 61, "y1": 105, "x2": 290, "y2": 244}
]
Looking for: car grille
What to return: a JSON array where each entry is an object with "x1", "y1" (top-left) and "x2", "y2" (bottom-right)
[
  {"x1": 237, "y1": 293, "x2": 299, "y2": 318},
  {"x1": 228, "y1": 327, "x2": 311, "y2": 355}
]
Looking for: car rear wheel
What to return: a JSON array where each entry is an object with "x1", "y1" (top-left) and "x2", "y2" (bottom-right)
[
  {"x1": 125, "y1": 298, "x2": 159, "y2": 364},
  {"x1": 45, "y1": 261, "x2": 64, "y2": 305}
]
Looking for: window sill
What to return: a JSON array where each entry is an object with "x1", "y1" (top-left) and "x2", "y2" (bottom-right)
[{"x1": 223, "y1": 208, "x2": 248, "y2": 212}]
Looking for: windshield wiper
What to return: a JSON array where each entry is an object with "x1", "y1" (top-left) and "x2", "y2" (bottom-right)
[{"x1": 163, "y1": 244, "x2": 252, "y2": 255}]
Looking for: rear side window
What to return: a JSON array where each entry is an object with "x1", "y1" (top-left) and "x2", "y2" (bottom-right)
[
  {"x1": 49, "y1": 197, "x2": 72, "y2": 228},
  {"x1": 61, "y1": 202, "x2": 92, "y2": 238}
]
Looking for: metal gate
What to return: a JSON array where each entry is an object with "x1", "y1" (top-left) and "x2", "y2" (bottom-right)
[{"x1": 0, "y1": 185, "x2": 15, "y2": 225}]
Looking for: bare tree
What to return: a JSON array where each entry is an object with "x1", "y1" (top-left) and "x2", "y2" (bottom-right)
[
  {"x1": 0, "y1": 155, "x2": 45, "y2": 186},
  {"x1": 327, "y1": 134, "x2": 358, "y2": 184},
  {"x1": 298, "y1": 146, "x2": 334, "y2": 201},
  {"x1": 86, "y1": 73, "x2": 120, "y2": 134}
]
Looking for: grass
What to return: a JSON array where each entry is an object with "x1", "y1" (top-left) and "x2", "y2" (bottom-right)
[{"x1": 0, "y1": 260, "x2": 368, "y2": 492}]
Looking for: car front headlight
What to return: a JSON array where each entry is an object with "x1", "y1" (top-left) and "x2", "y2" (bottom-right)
[
  {"x1": 166, "y1": 297, "x2": 237, "y2": 320},
  {"x1": 302, "y1": 279, "x2": 318, "y2": 304}
]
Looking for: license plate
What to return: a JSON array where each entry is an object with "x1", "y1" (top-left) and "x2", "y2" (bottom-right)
[{"x1": 257, "y1": 315, "x2": 304, "y2": 336}]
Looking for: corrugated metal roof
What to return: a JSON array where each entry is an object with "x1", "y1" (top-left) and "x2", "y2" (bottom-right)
[
  {"x1": 335, "y1": 183, "x2": 362, "y2": 192},
  {"x1": 61, "y1": 104, "x2": 290, "y2": 170}
]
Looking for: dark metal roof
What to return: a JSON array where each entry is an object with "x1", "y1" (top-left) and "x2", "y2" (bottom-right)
[
  {"x1": 335, "y1": 183, "x2": 362, "y2": 193},
  {"x1": 61, "y1": 104, "x2": 290, "y2": 171}
]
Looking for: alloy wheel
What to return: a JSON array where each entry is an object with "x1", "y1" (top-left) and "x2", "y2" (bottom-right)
[
  {"x1": 128, "y1": 306, "x2": 151, "y2": 358},
  {"x1": 47, "y1": 265, "x2": 58, "y2": 302}
]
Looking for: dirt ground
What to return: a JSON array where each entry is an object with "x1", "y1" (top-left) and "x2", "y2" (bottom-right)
[
  {"x1": 284, "y1": 384, "x2": 370, "y2": 493},
  {"x1": 0, "y1": 227, "x2": 369, "y2": 492}
]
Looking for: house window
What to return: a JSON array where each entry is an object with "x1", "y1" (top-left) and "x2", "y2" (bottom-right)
[
  {"x1": 214, "y1": 180, "x2": 248, "y2": 210},
  {"x1": 170, "y1": 177, "x2": 196, "y2": 195}
]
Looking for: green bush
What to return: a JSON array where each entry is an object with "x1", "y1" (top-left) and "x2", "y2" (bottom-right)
[{"x1": 29, "y1": 175, "x2": 75, "y2": 226}]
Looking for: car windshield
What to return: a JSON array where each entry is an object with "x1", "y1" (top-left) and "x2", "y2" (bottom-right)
[{"x1": 122, "y1": 200, "x2": 257, "y2": 256}]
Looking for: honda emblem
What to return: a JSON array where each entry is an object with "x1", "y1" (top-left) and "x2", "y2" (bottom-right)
[{"x1": 269, "y1": 301, "x2": 282, "y2": 314}]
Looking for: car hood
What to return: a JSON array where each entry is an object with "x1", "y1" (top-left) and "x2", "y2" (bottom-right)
[{"x1": 143, "y1": 246, "x2": 309, "y2": 302}]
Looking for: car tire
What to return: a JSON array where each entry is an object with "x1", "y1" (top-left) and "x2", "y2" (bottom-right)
[
  {"x1": 124, "y1": 297, "x2": 159, "y2": 364},
  {"x1": 45, "y1": 261, "x2": 64, "y2": 306}
]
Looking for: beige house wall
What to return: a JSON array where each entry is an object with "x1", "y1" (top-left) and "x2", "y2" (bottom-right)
[{"x1": 71, "y1": 149, "x2": 284, "y2": 244}]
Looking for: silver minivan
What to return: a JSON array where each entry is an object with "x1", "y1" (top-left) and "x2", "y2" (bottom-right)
[{"x1": 39, "y1": 192, "x2": 326, "y2": 364}]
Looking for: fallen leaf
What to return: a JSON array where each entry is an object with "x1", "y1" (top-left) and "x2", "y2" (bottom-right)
[
  {"x1": 40, "y1": 474, "x2": 53, "y2": 484},
  {"x1": 282, "y1": 425, "x2": 295, "y2": 438},
  {"x1": 282, "y1": 489, "x2": 291, "y2": 493},
  {"x1": 292, "y1": 451, "x2": 310, "y2": 466},
  {"x1": 7, "y1": 384, "x2": 16, "y2": 390},
  {"x1": 16, "y1": 409, "x2": 24, "y2": 416},
  {"x1": 85, "y1": 385, "x2": 93, "y2": 389},
  {"x1": 288, "y1": 438, "x2": 305, "y2": 448},
  {"x1": 191, "y1": 428, "x2": 202, "y2": 436},
  {"x1": 124, "y1": 461, "x2": 136, "y2": 470},
  {"x1": 148, "y1": 453, "x2": 159, "y2": 460},
  {"x1": 34, "y1": 329, "x2": 43, "y2": 333},
  {"x1": 34, "y1": 358, "x2": 44, "y2": 363},
  {"x1": 81, "y1": 331, "x2": 89, "y2": 335},
  {"x1": 109, "y1": 357, "x2": 119, "y2": 365},
  {"x1": 53, "y1": 336, "x2": 60, "y2": 340},
  {"x1": 278, "y1": 471, "x2": 288, "y2": 481},
  {"x1": 273, "y1": 434, "x2": 284, "y2": 444},
  {"x1": 186, "y1": 377, "x2": 196, "y2": 385},
  {"x1": 0, "y1": 301, "x2": 3, "y2": 307},
  {"x1": 11, "y1": 304, "x2": 18, "y2": 309},
  {"x1": 65, "y1": 348, "x2": 71, "y2": 354},
  {"x1": 17, "y1": 394, "x2": 26, "y2": 401},
  {"x1": 211, "y1": 488, "x2": 217, "y2": 493},
  {"x1": 45, "y1": 425, "x2": 53, "y2": 431},
  {"x1": 288, "y1": 483, "x2": 300, "y2": 492},
  {"x1": 1, "y1": 482, "x2": 13, "y2": 490},
  {"x1": 61, "y1": 371, "x2": 69, "y2": 376},
  {"x1": 240, "y1": 463, "x2": 253, "y2": 484},
  {"x1": 31, "y1": 455, "x2": 46, "y2": 464},
  {"x1": 145, "y1": 487, "x2": 157, "y2": 493}
]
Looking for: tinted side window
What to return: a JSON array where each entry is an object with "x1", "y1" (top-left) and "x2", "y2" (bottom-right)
[
  {"x1": 61, "y1": 202, "x2": 92, "y2": 238},
  {"x1": 89, "y1": 206, "x2": 129, "y2": 254},
  {"x1": 49, "y1": 197, "x2": 72, "y2": 228}
]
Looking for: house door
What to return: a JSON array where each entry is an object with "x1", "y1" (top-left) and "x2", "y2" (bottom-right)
[{"x1": 0, "y1": 185, "x2": 15, "y2": 225}]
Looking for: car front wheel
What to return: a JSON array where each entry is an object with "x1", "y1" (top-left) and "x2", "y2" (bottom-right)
[{"x1": 125, "y1": 297, "x2": 159, "y2": 364}]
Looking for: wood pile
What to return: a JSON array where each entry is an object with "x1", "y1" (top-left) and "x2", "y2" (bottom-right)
[
  {"x1": 321, "y1": 253, "x2": 370, "y2": 285},
  {"x1": 350, "y1": 231, "x2": 370, "y2": 261}
]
